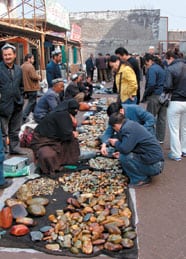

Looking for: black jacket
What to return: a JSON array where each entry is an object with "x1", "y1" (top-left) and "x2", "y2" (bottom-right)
[
  {"x1": 164, "y1": 59, "x2": 186, "y2": 101},
  {"x1": 0, "y1": 61, "x2": 24, "y2": 117}
]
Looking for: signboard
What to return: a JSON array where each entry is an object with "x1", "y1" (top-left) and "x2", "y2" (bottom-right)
[
  {"x1": 46, "y1": 0, "x2": 70, "y2": 30},
  {"x1": 70, "y1": 23, "x2": 81, "y2": 42}
]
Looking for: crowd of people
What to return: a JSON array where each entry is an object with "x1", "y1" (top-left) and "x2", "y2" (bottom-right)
[{"x1": 0, "y1": 42, "x2": 185, "y2": 190}]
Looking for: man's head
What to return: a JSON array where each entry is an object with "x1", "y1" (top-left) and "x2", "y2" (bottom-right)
[
  {"x1": 51, "y1": 49, "x2": 62, "y2": 64},
  {"x1": 71, "y1": 73, "x2": 78, "y2": 82},
  {"x1": 148, "y1": 46, "x2": 155, "y2": 55},
  {"x1": 165, "y1": 50, "x2": 178, "y2": 65},
  {"x1": 109, "y1": 112, "x2": 125, "y2": 132},
  {"x1": 52, "y1": 78, "x2": 65, "y2": 93},
  {"x1": 107, "y1": 102, "x2": 124, "y2": 117},
  {"x1": 115, "y1": 47, "x2": 129, "y2": 61},
  {"x1": 77, "y1": 73, "x2": 83, "y2": 83},
  {"x1": 143, "y1": 53, "x2": 154, "y2": 68},
  {"x1": 1, "y1": 43, "x2": 16, "y2": 67},
  {"x1": 24, "y1": 53, "x2": 34, "y2": 64}
]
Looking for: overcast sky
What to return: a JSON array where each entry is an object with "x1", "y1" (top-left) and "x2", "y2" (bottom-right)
[{"x1": 61, "y1": 0, "x2": 186, "y2": 31}]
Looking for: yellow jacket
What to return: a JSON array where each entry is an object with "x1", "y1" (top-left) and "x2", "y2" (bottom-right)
[{"x1": 115, "y1": 64, "x2": 137, "y2": 102}]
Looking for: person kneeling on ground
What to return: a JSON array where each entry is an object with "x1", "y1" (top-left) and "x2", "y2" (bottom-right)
[
  {"x1": 30, "y1": 99, "x2": 80, "y2": 177},
  {"x1": 33, "y1": 78, "x2": 65, "y2": 123},
  {"x1": 108, "y1": 113, "x2": 164, "y2": 188},
  {"x1": 100, "y1": 102, "x2": 156, "y2": 156}
]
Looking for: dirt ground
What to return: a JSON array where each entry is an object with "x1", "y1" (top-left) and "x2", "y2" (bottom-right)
[{"x1": 0, "y1": 82, "x2": 186, "y2": 259}]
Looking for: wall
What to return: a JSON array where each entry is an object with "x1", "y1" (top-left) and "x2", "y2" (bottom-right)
[{"x1": 69, "y1": 9, "x2": 160, "y2": 63}]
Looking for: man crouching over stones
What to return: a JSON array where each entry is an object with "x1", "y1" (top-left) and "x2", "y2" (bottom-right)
[{"x1": 108, "y1": 113, "x2": 164, "y2": 188}]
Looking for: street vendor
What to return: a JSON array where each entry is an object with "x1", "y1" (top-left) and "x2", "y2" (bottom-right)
[
  {"x1": 30, "y1": 99, "x2": 80, "y2": 177},
  {"x1": 108, "y1": 113, "x2": 164, "y2": 188},
  {"x1": 33, "y1": 78, "x2": 65, "y2": 123},
  {"x1": 100, "y1": 102, "x2": 156, "y2": 156}
]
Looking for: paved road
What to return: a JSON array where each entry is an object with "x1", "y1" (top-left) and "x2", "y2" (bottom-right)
[{"x1": 0, "y1": 88, "x2": 186, "y2": 259}]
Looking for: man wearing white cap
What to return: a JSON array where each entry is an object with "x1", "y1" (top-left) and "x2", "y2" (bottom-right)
[
  {"x1": 46, "y1": 49, "x2": 62, "y2": 88},
  {"x1": 34, "y1": 78, "x2": 64, "y2": 123},
  {"x1": 65, "y1": 73, "x2": 85, "y2": 102}
]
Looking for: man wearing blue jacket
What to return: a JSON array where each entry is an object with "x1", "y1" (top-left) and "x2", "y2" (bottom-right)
[
  {"x1": 46, "y1": 49, "x2": 62, "y2": 88},
  {"x1": 101, "y1": 102, "x2": 155, "y2": 156},
  {"x1": 34, "y1": 78, "x2": 64, "y2": 123},
  {"x1": 109, "y1": 113, "x2": 164, "y2": 188},
  {"x1": 142, "y1": 53, "x2": 166, "y2": 144}
]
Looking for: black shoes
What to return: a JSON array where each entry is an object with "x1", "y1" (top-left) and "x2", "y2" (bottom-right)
[{"x1": 0, "y1": 179, "x2": 13, "y2": 189}]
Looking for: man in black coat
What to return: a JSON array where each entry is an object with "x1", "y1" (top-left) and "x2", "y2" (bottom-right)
[{"x1": 0, "y1": 43, "x2": 26, "y2": 155}]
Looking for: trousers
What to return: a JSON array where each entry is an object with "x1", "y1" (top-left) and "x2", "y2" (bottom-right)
[
  {"x1": 167, "y1": 101, "x2": 186, "y2": 157},
  {"x1": 119, "y1": 152, "x2": 164, "y2": 184},
  {"x1": 23, "y1": 91, "x2": 37, "y2": 120},
  {"x1": 0, "y1": 108, "x2": 23, "y2": 153},
  {"x1": 146, "y1": 94, "x2": 167, "y2": 142}
]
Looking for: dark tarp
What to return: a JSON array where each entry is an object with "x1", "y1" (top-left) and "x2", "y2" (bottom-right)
[{"x1": 0, "y1": 171, "x2": 138, "y2": 259}]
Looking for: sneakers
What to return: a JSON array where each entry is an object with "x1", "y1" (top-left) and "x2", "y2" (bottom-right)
[
  {"x1": 182, "y1": 152, "x2": 186, "y2": 157},
  {"x1": 0, "y1": 179, "x2": 13, "y2": 189},
  {"x1": 168, "y1": 152, "x2": 181, "y2": 161}
]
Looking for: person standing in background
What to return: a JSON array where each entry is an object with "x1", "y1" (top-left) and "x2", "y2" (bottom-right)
[
  {"x1": 109, "y1": 55, "x2": 137, "y2": 104},
  {"x1": 21, "y1": 53, "x2": 41, "y2": 123},
  {"x1": 164, "y1": 50, "x2": 186, "y2": 161},
  {"x1": 142, "y1": 53, "x2": 166, "y2": 144},
  {"x1": 95, "y1": 53, "x2": 108, "y2": 83},
  {"x1": 0, "y1": 43, "x2": 26, "y2": 155},
  {"x1": 115, "y1": 47, "x2": 141, "y2": 104},
  {"x1": 85, "y1": 53, "x2": 95, "y2": 81},
  {"x1": 46, "y1": 49, "x2": 62, "y2": 88}
]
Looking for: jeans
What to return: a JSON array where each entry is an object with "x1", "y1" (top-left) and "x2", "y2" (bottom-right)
[
  {"x1": 167, "y1": 101, "x2": 186, "y2": 157},
  {"x1": 23, "y1": 91, "x2": 37, "y2": 120},
  {"x1": 119, "y1": 152, "x2": 164, "y2": 184},
  {"x1": 0, "y1": 129, "x2": 5, "y2": 185},
  {"x1": 146, "y1": 94, "x2": 167, "y2": 142}
]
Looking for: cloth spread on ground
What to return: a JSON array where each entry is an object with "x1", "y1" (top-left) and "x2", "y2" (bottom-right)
[{"x1": 0, "y1": 171, "x2": 138, "y2": 259}]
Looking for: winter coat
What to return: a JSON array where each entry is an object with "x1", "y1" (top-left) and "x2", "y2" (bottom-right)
[
  {"x1": 46, "y1": 60, "x2": 62, "y2": 88},
  {"x1": 21, "y1": 61, "x2": 40, "y2": 92},
  {"x1": 0, "y1": 61, "x2": 24, "y2": 117},
  {"x1": 115, "y1": 64, "x2": 137, "y2": 103},
  {"x1": 164, "y1": 59, "x2": 186, "y2": 101}
]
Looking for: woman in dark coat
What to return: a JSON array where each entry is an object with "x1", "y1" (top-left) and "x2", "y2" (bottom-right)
[{"x1": 31, "y1": 99, "x2": 80, "y2": 176}]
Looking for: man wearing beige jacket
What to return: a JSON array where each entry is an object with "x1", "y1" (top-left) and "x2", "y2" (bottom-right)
[{"x1": 21, "y1": 53, "x2": 41, "y2": 123}]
